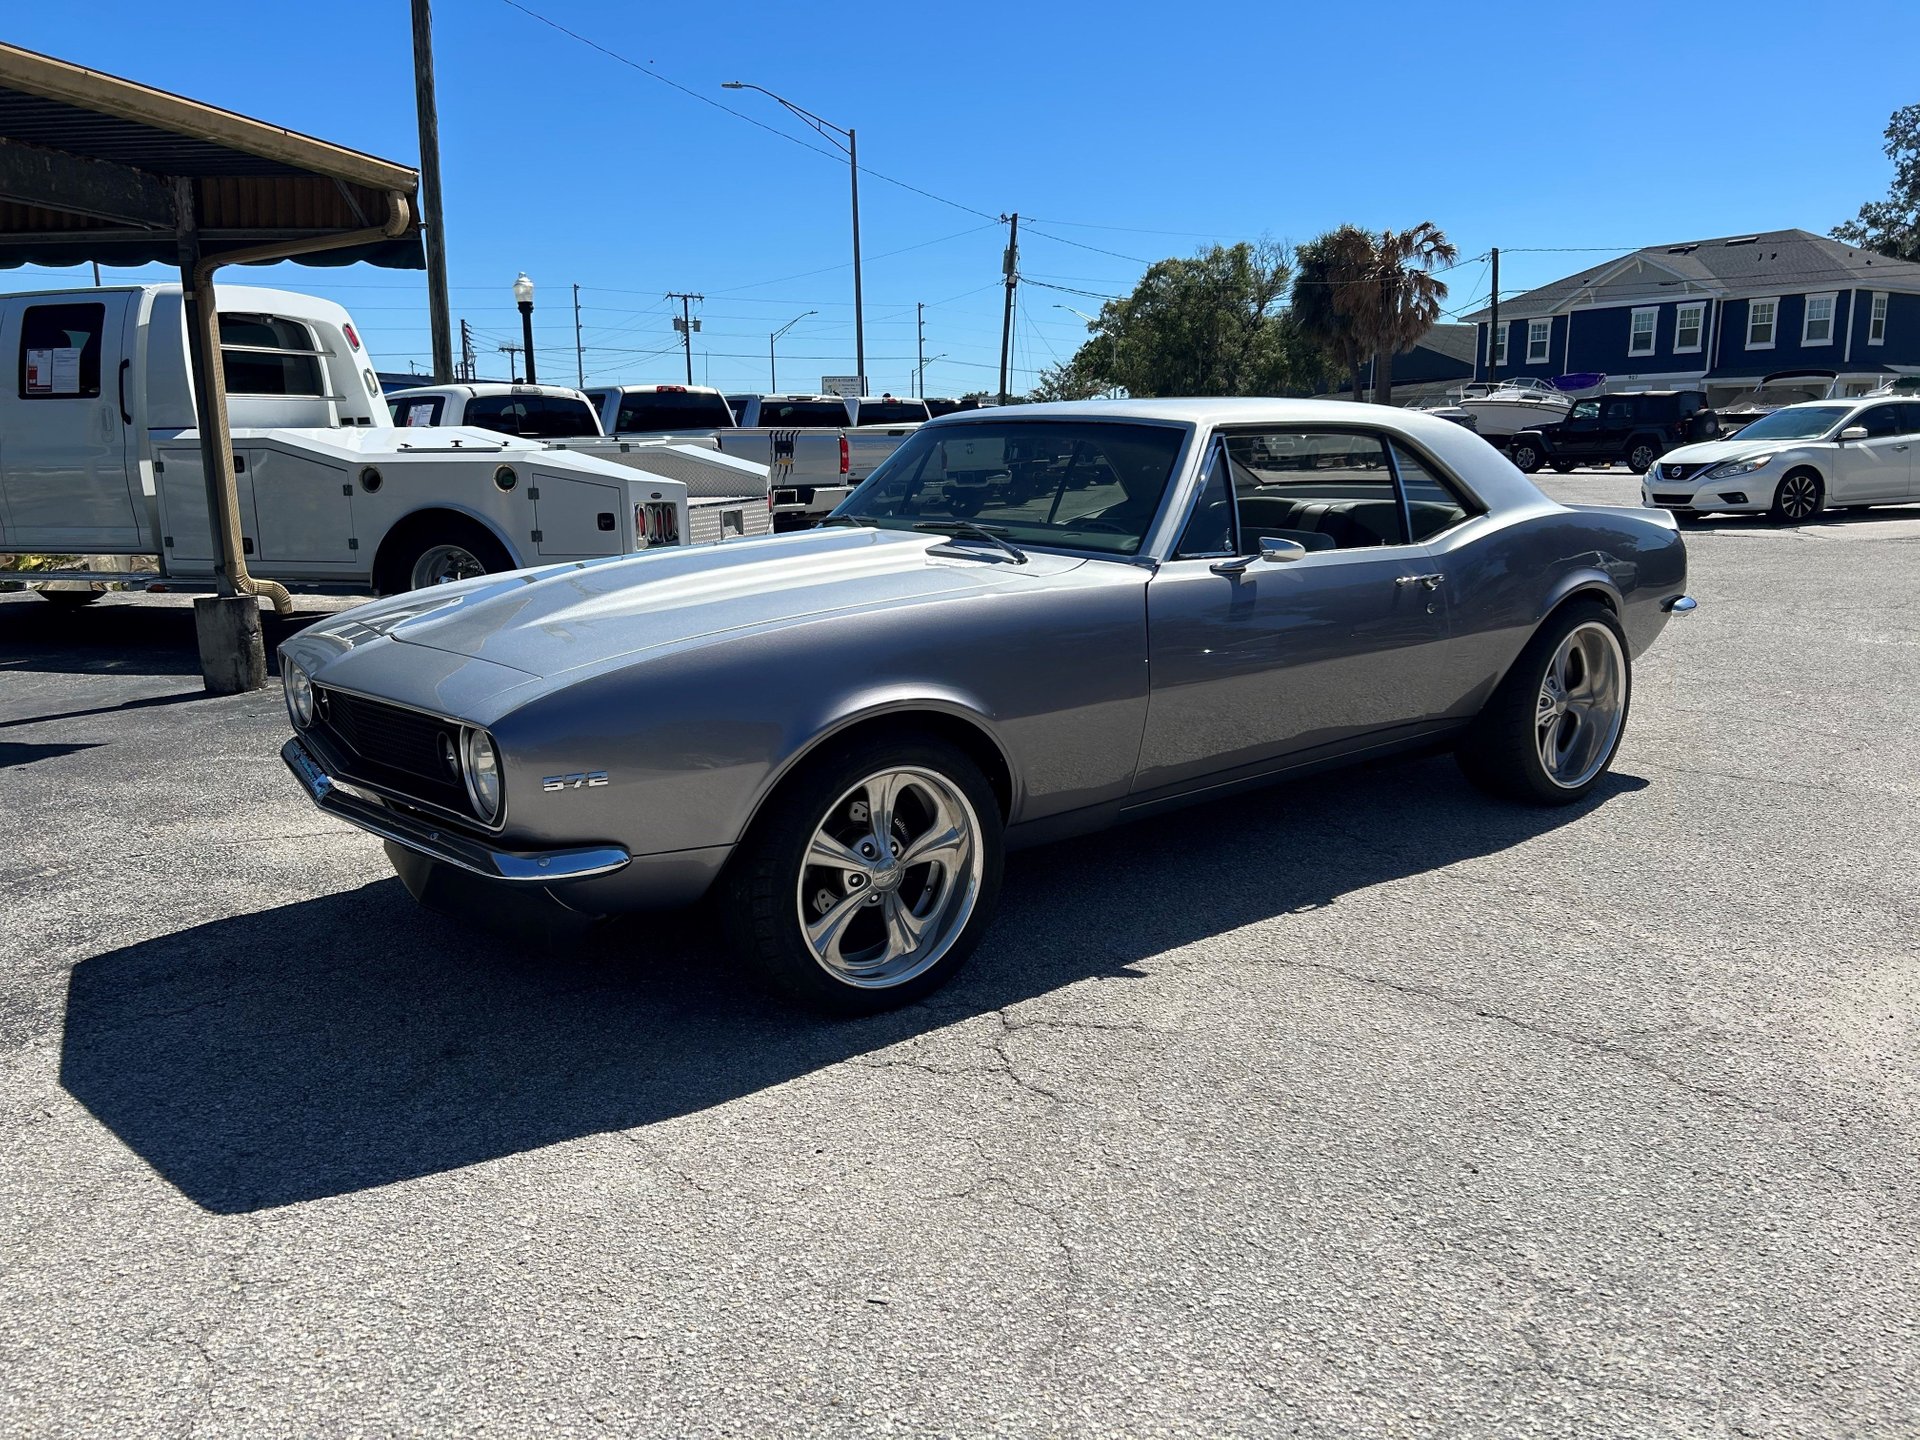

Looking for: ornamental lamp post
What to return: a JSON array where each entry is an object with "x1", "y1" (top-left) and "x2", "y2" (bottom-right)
[{"x1": 513, "y1": 272, "x2": 536, "y2": 384}]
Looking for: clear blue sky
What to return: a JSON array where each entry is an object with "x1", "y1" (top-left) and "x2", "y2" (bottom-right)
[{"x1": 8, "y1": 1, "x2": 1918, "y2": 395}]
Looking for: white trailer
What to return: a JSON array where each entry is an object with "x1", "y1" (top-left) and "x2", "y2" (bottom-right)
[{"x1": 0, "y1": 285, "x2": 772, "y2": 601}]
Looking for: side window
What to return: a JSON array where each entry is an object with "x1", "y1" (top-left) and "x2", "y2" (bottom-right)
[
  {"x1": 1899, "y1": 403, "x2": 1920, "y2": 436},
  {"x1": 19, "y1": 302, "x2": 105, "y2": 399},
  {"x1": 1174, "y1": 442, "x2": 1236, "y2": 557},
  {"x1": 1223, "y1": 430, "x2": 1404, "y2": 551},
  {"x1": 1601, "y1": 400, "x2": 1636, "y2": 426},
  {"x1": 1392, "y1": 442, "x2": 1477, "y2": 542},
  {"x1": 1858, "y1": 404, "x2": 1900, "y2": 439},
  {"x1": 1568, "y1": 400, "x2": 1600, "y2": 422},
  {"x1": 394, "y1": 398, "x2": 442, "y2": 427}
]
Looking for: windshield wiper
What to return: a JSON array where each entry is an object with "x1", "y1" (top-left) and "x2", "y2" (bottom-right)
[
  {"x1": 816, "y1": 514, "x2": 870, "y2": 528},
  {"x1": 912, "y1": 519, "x2": 1028, "y2": 565}
]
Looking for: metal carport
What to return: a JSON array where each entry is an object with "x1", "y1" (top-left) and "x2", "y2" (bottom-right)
[{"x1": 0, "y1": 41, "x2": 423, "y2": 691}]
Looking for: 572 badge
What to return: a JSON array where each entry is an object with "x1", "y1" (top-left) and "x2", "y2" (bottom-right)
[{"x1": 541, "y1": 771, "x2": 609, "y2": 792}]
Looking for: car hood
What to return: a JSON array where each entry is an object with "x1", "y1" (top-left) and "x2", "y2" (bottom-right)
[
  {"x1": 1658, "y1": 438, "x2": 1794, "y2": 467},
  {"x1": 316, "y1": 527, "x2": 1086, "y2": 680}
]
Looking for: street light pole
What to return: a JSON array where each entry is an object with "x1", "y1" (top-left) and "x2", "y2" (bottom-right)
[
  {"x1": 723, "y1": 81, "x2": 864, "y2": 391},
  {"x1": 769, "y1": 309, "x2": 817, "y2": 391},
  {"x1": 514, "y1": 272, "x2": 536, "y2": 384}
]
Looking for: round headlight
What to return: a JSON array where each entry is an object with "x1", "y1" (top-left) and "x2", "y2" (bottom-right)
[
  {"x1": 463, "y1": 728, "x2": 503, "y2": 824},
  {"x1": 284, "y1": 661, "x2": 314, "y2": 729}
]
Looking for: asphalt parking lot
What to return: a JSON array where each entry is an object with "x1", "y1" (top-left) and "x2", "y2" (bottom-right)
[{"x1": 4, "y1": 471, "x2": 1918, "y2": 1438}]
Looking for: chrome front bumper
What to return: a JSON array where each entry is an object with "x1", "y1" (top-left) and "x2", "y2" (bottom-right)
[{"x1": 281, "y1": 736, "x2": 630, "y2": 884}]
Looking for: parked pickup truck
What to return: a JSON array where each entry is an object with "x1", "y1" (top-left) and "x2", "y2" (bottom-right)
[
  {"x1": 384, "y1": 381, "x2": 773, "y2": 542},
  {"x1": 585, "y1": 384, "x2": 919, "y2": 531},
  {"x1": 0, "y1": 285, "x2": 772, "y2": 604}
]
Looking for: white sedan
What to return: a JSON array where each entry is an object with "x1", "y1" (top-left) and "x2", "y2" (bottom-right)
[{"x1": 1644, "y1": 397, "x2": 1919, "y2": 522}]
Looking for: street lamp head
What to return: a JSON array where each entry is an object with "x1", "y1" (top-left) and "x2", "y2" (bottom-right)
[
  {"x1": 513, "y1": 273, "x2": 534, "y2": 306},
  {"x1": 720, "y1": 81, "x2": 744, "y2": 90}
]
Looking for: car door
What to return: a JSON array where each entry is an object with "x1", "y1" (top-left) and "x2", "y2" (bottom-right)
[
  {"x1": 0, "y1": 293, "x2": 141, "y2": 549},
  {"x1": 1136, "y1": 427, "x2": 1456, "y2": 797},
  {"x1": 1554, "y1": 399, "x2": 1602, "y2": 459},
  {"x1": 1595, "y1": 397, "x2": 1638, "y2": 460},
  {"x1": 1832, "y1": 402, "x2": 1910, "y2": 502}
]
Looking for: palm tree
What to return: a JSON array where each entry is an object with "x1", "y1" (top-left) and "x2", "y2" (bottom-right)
[
  {"x1": 1340, "y1": 223, "x2": 1458, "y2": 407},
  {"x1": 1290, "y1": 226, "x2": 1375, "y2": 401}
]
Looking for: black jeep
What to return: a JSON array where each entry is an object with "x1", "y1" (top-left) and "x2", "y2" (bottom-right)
[{"x1": 1509, "y1": 390, "x2": 1720, "y2": 475}]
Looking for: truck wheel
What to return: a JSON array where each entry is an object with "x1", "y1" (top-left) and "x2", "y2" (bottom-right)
[
  {"x1": 1456, "y1": 599, "x2": 1631, "y2": 805},
  {"x1": 723, "y1": 736, "x2": 1004, "y2": 1014},
  {"x1": 1509, "y1": 439, "x2": 1544, "y2": 473},
  {"x1": 1626, "y1": 439, "x2": 1661, "y2": 474},
  {"x1": 37, "y1": 588, "x2": 104, "y2": 607},
  {"x1": 377, "y1": 517, "x2": 514, "y2": 594},
  {"x1": 947, "y1": 492, "x2": 985, "y2": 518}
]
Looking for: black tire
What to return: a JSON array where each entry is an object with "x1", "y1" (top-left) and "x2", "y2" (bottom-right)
[
  {"x1": 1768, "y1": 468, "x2": 1824, "y2": 525},
  {"x1": 375, "y1": 515, "x2": 514, "y2": 595},
  {"x1": 1456, "y1": 599, "x2": 1632, "y2": 806},
  {"x1": 36, "y1": 588, "x2": 104, "y2": 607},
  {"x1": 722, "y1": 735, "x2": 1004, "y2": 1014},
  {"x1": 1625, "y1": 439, "x2": 1661, "y2": 474},
  {"x1": 947, "y1": 491, "x2": 985, "y2": 518},
  {"x1": 1510, "y1": 439, "x2": 1545, "y2": 473},
  {"x1": 1549, "y1": 460, "x2": 1578, "y2": 474}
]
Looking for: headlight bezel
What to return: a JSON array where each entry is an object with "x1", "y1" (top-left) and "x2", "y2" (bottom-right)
[
  {"x1": 1705, "y1": 453, "x2": 1776, "y2": 479},
  {"x1": 284, "y1": 660, "x2": 314, "y2": 729},
  {"x1": 462, "y1": 726, "x2": 505, "y2": 825}
]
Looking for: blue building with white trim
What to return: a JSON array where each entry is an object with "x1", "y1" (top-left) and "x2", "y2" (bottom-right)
[{"x1": 1466, "y1": 230, "x2": 1920, "y2": 404}]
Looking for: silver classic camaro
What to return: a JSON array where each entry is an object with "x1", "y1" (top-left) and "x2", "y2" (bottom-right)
[{"x1": 280, "y1": 399, "x2": 1693, "y2": 1010}]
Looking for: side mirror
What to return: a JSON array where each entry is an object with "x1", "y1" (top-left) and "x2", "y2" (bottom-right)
[
  {"x1": 1259, "y1": 537, "x2": 1307, "y2": 563},
  {"x1": 1839, "y1": 426, "x2": 1869, "y2": 443}
]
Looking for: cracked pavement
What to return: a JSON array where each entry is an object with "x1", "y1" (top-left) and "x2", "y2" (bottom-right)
[{"x1": 3, "y1": 480, "x2": 1919, "y2": 1437}]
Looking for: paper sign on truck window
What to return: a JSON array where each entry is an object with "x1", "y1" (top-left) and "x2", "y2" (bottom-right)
[
  {"x1": 404, "y1": 403, "x2": 436, "y2": 426},
  {"x1": 24, "y1": 346, "x2": 83, "y2": 396}
]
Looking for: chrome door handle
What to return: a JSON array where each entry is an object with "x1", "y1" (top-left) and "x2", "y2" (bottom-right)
[
  {"x1": 1895, "y1": 444, "x2": 1909, "y2": 452},
  {"x1": 1396, "y1": 573, "x2": 1445, "y2": 589}
]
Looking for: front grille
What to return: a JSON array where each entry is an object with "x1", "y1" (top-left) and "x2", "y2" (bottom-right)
[
  {"x1": 1652, "y1": 493, "x2": 1694, "y2": 505},
  {"x1": 1660, "y1": 462, "x2": 1706, "y2": 482},
  {"x1": 311, "y1": 689, "x2": 472, "y2": 816}
]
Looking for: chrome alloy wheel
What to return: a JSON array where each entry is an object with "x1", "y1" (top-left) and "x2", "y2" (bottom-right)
[
  {"x1": 1535, "y1": 622, "x2": 1628, "y2": 790},
  {"x1": 411, "y1": 543, "x2": 488, "y2": 589},
  {"x1": 1775, "y1": 473, "x2": 1821, "y2": 522},
  {"x1": 796, "y1": 766, "x2": 984, "y2": 989}
]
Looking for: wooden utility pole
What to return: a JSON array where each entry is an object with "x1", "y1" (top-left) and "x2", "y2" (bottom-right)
[
  {"x1": 498, "y1": 343, "x2": 520, "y2": 382},
  {"x1": 459, "y1": 317, "x2": 475, "y2": 380},
  {"x1": 1487, "y1": 247, "x2": 1500, "y2": 386},
  {"x1": 572, "y1": 282, "x2": 585, "y2": 389},
  {"x1": 410, "y1": 0, "x2": 454, "y2": 383},
  {"x1": 997, "y1": 213, "x2": 1019, "y2": 405},
  {"x1": 667, "y1": 292, "x2": 704, "y2": 385}
]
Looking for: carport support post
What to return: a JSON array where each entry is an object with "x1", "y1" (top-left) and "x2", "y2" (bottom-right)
[{"x1": 176, "y1": 189, "x2": 267, "y2": 695}]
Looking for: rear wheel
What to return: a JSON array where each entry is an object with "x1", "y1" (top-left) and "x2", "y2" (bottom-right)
[
  {"x1": 1549, "y1": 460, "x2": 1577, "y2": 474},
  {"x1": 723, "y1": 737, "x2": 1004, "y2": 1013},
  {"x1": 947, "y1": 491, "x2": 985, "y2": 518},
  {"x1": 1510, "y1": 439, "x2": 1544, "y2": 473},
  {"x1": 1457, "y1": 600, "x2": 1631, "y2": 805},
  {"x1": 1768, "y1": 468, "x2": 1824, "y2": 524},
  {"x1": 36, "y1": 588, "x2": 103, "y2": 607},
  {"x1": 376, "y1": 516, "x2": 514, "y2": 595}
]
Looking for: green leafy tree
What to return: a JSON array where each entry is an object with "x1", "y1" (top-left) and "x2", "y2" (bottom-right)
[
  {"x1": 1836, "y1": 104, "x2": 1920, "y2": 262},
  {"x1": 1291, "y1": 226, "x2": 1377, "y2": 401},
  {"x1": 1047, "y1": 241, "x2": 1317, "y2": 399},
  {"x1": 1027, "y1": 355, "x2": 1109, "y2": 402}
]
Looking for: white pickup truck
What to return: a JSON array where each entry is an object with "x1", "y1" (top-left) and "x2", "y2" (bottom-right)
[
  {"x1": 383, "y1": 380, "x2": 773, "y2": 543},
  {"x1": 584, "y1": 384, "x2": 920, "y2": 531},
  {"x1": 0, "y1": 286, "x2": 770, "y2": 602}
]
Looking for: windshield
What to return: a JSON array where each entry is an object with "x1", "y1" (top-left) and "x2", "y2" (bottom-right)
[
  {"x1": 834, "y1": 420, "x2": 1187, "y2": 556},
  {"x1": 1731, "y1": 405, "x2": 1851, "y2": 441}
]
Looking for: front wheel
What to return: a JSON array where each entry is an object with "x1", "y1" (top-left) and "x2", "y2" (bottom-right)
[
  {"x1": 723, "y1": 737, "x2": 1004, "y2": 1012},
  {"x1": 1510, "y1": 439, "x2": 1545, "y2": 473},
  {"x1": 1549, "y1": 460, "x2": 1577, "y2": 475},
  {"x1": 1769, "y1": 469, "x2": 1824, "y2": 524},
  {"x1": 1626, "y1": 440, "x2": 1662, "y2": 474},
  {"x1": 1457, "y1": 600, "x2": 1631, "y2": 805}
]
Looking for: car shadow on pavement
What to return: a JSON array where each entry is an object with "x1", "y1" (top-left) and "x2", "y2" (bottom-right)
[
  {"x1": 59, "y1": 758, "x2": 1646, "y2": 1214},
  {"x1": 0, "y1": 595, "x2": 343, "y2": 678}
]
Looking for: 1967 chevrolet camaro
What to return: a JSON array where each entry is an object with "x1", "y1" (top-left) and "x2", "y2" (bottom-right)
[{"x1": 280, "y1": 398, "x2": 1693, "y2": 1011}]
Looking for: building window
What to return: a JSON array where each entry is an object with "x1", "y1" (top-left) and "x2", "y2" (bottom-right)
[
  {"x1": 1747, "y1": 297, "x2": 1779, "y2": 350},
  {"x1": 1525, "y1": 319, "x2": 1551, "y2": 365},
  {"x1": 1674, "y1": 303, "x2": 1705, "y2": 355},
  {"x1": 1801, "y1": 292, "x2": 1836, "y2": 347},
  {"x1": 1491, "y1": 324, "x2": 1508, "y2": 368},
  {"x1": 1628, "y1": 307, "x2": 1657, "y2": 357},
  {"x1": 1870, "y1": 292, "x2": 1888, "y2": 346}
]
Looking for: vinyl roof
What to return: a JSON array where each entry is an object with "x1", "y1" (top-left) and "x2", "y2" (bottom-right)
[{"x1": 0, "y1": 42, "x2": 422, "y2": 270}]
